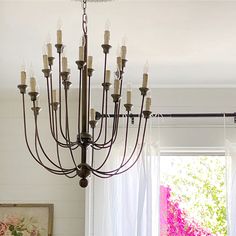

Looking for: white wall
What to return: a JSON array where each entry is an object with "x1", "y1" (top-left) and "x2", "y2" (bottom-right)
[
  {"x1": 0, "y1": 91, "x2": 85, "y2": 236},
  {"x1": 1, "y1": 88, "x2": 236, "y2": 236}
]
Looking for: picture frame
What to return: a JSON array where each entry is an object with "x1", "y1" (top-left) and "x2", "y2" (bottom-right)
[{"x1": 0, "y1": 204, "x2": 53, "y2": 236}]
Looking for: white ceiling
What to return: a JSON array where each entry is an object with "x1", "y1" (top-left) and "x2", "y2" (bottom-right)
[{"x1": 1, "y1": 0, "x2": 236, "y2": 91}]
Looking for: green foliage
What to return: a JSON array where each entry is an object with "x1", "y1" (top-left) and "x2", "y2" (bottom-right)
[{"x1": 161, "y1": 156, "x2": 227, "y2": 235}]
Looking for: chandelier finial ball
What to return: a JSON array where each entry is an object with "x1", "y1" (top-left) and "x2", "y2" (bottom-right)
[{"x1": 80, "y1": 178, "x2": 88, "y2": 188}]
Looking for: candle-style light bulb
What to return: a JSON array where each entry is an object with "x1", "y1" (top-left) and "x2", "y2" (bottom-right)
[
  {"x1": 121, "y1": 36, "x2": 127, "y2": 60},
  {"x1": 145, "y1": 96, "x2": 151, "y2": 111},
  {"x1": 116, "y1": 44, "x2": 122, "y2": 71},
  {"x1": 30, "y1": 77, "x2": 36, "y2": 92},
  {"x1": 57, "y1": 18, "x2": 62, "y2": 44},
  {"x1": 42, "y1": 45, "x2": 49, "y2": 69},
  {"x1": 142, "y1": 61, "x2": 149, "y2": 88},
  {"x1": 79, "y1": 46, "x2": 84, "y2": 61},
  {"x1": 52, "y1": 89, "x2": 57, "y2": 102},
  {"x1": 88, "y1": 56, "x2": 93, "y2": 69},
  {"x1": 104, "y1": 19, "x2": 110, "y2": 45},
  {"x1": 62, "y1": 51, "x2": 68, "y2": 72},
  {"x1": 90, "y1": 108, "x2": 96, "y2": 121},
  {"x1": 105, "y1": 70, "x2": 111, "y2": 83},
  {"x1": 114, "y1": 79, "x2": 120, "y2": 95},
  {"x1": 46, "y1": 34, "x2": 52, "y2": 57},
  {"x1": 20, "y1": 64, "x2": 26, "y2": 85},
  {"x1": 126, "y1": 84, "x2": 132, "y2": 104}
]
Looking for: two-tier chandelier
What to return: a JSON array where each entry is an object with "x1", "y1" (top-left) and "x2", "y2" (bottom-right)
[{"x1": 17, "y1": 0, "x2": 152, "y2": 187}]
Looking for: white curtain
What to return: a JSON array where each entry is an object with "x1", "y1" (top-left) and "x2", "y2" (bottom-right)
[
  {"x1": 225, "y1": 140, "x2": 236, "y2": 236},
  {"x1": 89, "y1": 137, "x2": 160, "y2": 236}
]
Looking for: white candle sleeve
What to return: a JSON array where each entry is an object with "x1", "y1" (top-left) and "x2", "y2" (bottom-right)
[
  {"x1": 30, "y1": 77, "x2": 36, "y2": 92},
  {"x1": 117, "y1": 57, "x2": 122, "y2": 71},
  {"x1": 121, "y1": 46, "x2": 127, "y2": 60},
  {"x1": 145, "y1": 97, "x2": 151, "y2": 111},
  {"x1": 114, "y1": 79, "x2": 120, "y2": 95},
  {"x1": 52, "y1": 89, "x2": 57, "y2": 102},
  {"x1": 43, "y1": 54, "x2": 49, "y2": 69},
  {"x1": 57, "y1": 30, "x2": 62, "y2": 44},
  {"x1": 142, "y1": 73, "x2": 148, "y2": 88},
  {"x1": 79, "y1": 46, "x2": 84, "y2": 61},
  {"x1": 90, "y1": 108, "x2": 96, "y2": 121},
  {"x1": 104, "y1": 30, "x2": 110, "y2": 45},
  {"x1": 127, "y1": 90, "x2": 132, "y2": 104},
  {"x1": 62, "y1": 56, "x2": 68, "y2": 72},
  {"x1": 47, "y1": 43, "x2": 52, "y2": 57},
  {"x1": 88, "y1": 56, "x2": 93, "y2": 69},
  {"x1": 21, "y1": 71, "x2": 26, "y2": 85},
  {"x1": 105, "y1": 70, "x2": 111, "y2": 83}
]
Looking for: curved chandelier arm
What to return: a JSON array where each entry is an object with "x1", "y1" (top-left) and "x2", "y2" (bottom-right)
[
  {"x1": 21, "y1": 94, "x2": 75, "y2": 175},
  {"x1": 46, "y1": 77, "x2": 75, "y2": 148},
  {"x1": 90, "y1": 118, "x2": 148, "y2": 178},
  {"x1": 33, "y1": 101, "x2": 77, "y2": 173},
  {"x1": 90, "y1": 95, "x2": 146, "y2": 174},
  {"x1": 77, "y1": 69, "x2": 82, "y2": 141},
  {"x1": 54, "y1": 112, "x2": 80, "y2": 178},
  {"x1": 91, "y1": 101, "x2": 120, "y2": 149},
  {"x1": 93, "y1": 53, "x2": 109, "y2": 143}
]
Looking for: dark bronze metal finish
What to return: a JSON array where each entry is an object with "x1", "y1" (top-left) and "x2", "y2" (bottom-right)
[
  {"x1": 124, "y1": 103, "x2": 133, "y2": 112},
  {"x1": 89, "y1": 120, "x2": 97, "y2": 129},
  {"x1": 60, "y1": 71, "x2": 70, "y2": 81},
  {"x1": 28, "y1": 92, "x2": 39, "y2": 101},
  {"x1": 55, "y1": 44, "x2": 64, "y2": 54},
  {"x1": 52, "y1": 102, "x2": 60, "y2": 111},
  {"x1": 139, "y1": 87, "x2": 149, "y2": 96},
  {"x1": 62, "y1": 80, "x2": 72, "y2": 90},
  {"x1": 76, "y1": 60, "x2": 85, "y2": 70},
  {"x1": 31, "y1": 106, "x2": 41, "y2": 116},
  {"x1": 17, "y1": 84, "x2": 27, "y2": 94},
  {"x1": 111, "y1": 94, "x2": 121, "y2": 103},
  {"x1": 48, "y1": 57, "x2": 55, "y2": 66},
  {"x1": 143, "y1": 110, "x2": 152, "y2": 119},
  {"x1": 18, "y1": 0, "x2": 152, "y2": 188},
  {"x1": 101, "y1": 44, "x2": 112, "y2": 54},
  {"x1": 102, "y1": 82, "x2": 111, "y2": 91},
  {"x1": 88, "y1": 68, "x2": 94, "y2": 77},
  {"x1": 42, "y1": 69, "x2": 51, "y2": 78}
]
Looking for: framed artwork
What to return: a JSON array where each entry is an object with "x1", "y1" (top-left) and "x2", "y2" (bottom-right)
[{"x1": 0, "y1": 204, "x2": 53, "y2": 236}]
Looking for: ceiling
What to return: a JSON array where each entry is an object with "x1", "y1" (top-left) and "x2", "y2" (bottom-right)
[{"x1": 1, "y1": 0, "x2": 236, "y2": 91}]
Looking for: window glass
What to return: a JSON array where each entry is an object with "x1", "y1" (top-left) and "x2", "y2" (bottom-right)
[{"x1": 160, "y1": 155, "x2": 227, "y2": 235}]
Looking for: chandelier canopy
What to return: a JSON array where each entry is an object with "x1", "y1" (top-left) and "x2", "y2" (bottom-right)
[{"x1": 17, "y1": 0, "x2": 152, "y2": 187}]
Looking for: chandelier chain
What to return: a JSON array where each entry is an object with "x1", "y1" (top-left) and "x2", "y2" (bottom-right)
[{"x1": 82, "y1": 0, "x2": 88, "y2": 34}]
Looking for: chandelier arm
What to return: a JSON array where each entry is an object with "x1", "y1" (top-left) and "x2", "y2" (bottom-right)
[
  {"x1": 91, "y1": 95, "x2": 145, "y2": 174},
  {"x1": 48, "y1": 71, "x2": 55, "y2": 135},
  {"x1": 22, "y1": 96, "x2": 74, "y2": 175},
  {"x1": 64, "y1": 87, "x2": 78, "y2": 145},
  {"x1": 92, "y1": 111, "x2": 130, "y2": 174},
  {"x1": 33, "y1": 101, "x2": 76, "y2": 172},
  {"x1": 104, "y1": 89, "x2": 108, "y2": 143},
  {"x1": 77, "y1": 69, "x2": 82, "y2": 142},
  {"x1": 58, "y1": 52, "x2": 69, "y2": 141},
  {"x1": 54, "y1": 111, "x2": 80, "y2": 178},
  {"x1": 91, "y1": 118, "x2": 148, "y2": 178},
  {"x1": 93, "y1": 53, "x2": 108, "y2": 143},
  {"x1": 91, "y1": 102, "x2": 119, "y2": 148},
  {"x1": 60, "y1": 100, "x2": 83, "y2": 168},
  {"x1": 91, "y1": 104, "x2": 122, "y2": 170},
  {"x1": 91, "y1": 128, "x2": 95, "y2": 167},
  {"x1": 46, "y1": 78, "x2": 74, "y2": 148}
]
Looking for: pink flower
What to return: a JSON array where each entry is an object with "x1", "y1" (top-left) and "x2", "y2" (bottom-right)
[
  {"x1": 5, "y1": 216, "x2": 21, "y2": 226},
  {"x1": 0, "y1": 222, "x2": 7, "y2": 236}
]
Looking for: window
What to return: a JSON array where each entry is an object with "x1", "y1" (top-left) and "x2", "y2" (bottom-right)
[{"x1": 160, "y1": 154, "x2": 227, "y2": 235}]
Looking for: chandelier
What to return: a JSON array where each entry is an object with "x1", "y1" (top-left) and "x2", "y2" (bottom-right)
[{"x1": 17, "y1": 0, "x2": 152, "y2": 188}]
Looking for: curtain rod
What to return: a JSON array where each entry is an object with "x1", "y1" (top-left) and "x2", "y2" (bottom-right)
[
  {"x1": 96, "y1": 112, "x2": 236, "y2": 118},
  {"x1": 96, "y1": 112, "x2": 236, "y2": 124}
]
